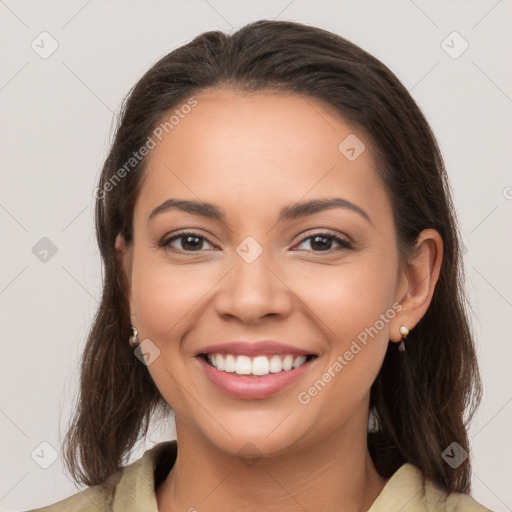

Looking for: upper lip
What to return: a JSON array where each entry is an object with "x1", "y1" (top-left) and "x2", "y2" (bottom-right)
[{"x1": 196, "y1": 341, "x2": 314, "y2": 357}]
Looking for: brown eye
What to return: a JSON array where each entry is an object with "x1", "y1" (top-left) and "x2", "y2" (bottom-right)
[
  {"x1": 161, "y1": 232, "x2": 216, "y2": 252},
  {"x1": 294, "y1": 232, "x2": 352, "y2": 253}
]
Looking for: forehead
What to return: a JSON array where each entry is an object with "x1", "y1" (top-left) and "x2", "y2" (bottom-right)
[{"x1": 136, "y1": 88, "x2": 390, "y2": 222}]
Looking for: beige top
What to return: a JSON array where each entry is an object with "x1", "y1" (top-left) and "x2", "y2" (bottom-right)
[{"x1": 28, "y1": 440, "x2": 493, "y2": 511}]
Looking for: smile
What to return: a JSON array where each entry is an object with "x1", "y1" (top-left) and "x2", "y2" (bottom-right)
[
  {"x1": 205, "y1": 353, "x2": 312, "y2": 376},
  {"x1": 197, "y1": 353, "x2": 318, "y2": 400}
]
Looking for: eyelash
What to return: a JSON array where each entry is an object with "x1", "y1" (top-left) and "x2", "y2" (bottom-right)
[{"x1": 159, "y1": 230, "x2": 352, "y2": 254}]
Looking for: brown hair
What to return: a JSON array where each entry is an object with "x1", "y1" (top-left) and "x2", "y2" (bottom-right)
[{"x1": 63, "y1": 19, "x2": 482, "y2": 494}]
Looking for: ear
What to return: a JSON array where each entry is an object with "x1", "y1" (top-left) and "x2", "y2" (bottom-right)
[
  {"x1": 390, "y1": 228, "x2": 443, "y2": 343},
  {"x1": 115, "y1": 233, "x2": 137, "y2": 326}
]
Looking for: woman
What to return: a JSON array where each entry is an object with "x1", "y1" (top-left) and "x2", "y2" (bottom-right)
[{"x1": 29, "y1": 19, "x2": 492, "y2": 511}]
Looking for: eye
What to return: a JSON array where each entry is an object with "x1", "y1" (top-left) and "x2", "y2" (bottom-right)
[
  {"x1": 160, "y1": 231, "x2": 351, "y2": 254},
  {"x1": 293, "y1": 232, "x2": 352, "y2": 253},
  {"x1": 160, "y1": 232, "x2": 216, "y2": 252}
]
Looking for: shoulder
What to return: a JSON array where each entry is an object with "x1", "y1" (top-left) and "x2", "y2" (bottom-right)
[
  {"x1": 24, "y1": 441, "x2": 178, "y2": 512},
  {"x1": 369, "y1": 463, "x2": 494, "y2": 512},
  {"x1": 423, "y1": 474, "x2": 494, "y2": 512}
]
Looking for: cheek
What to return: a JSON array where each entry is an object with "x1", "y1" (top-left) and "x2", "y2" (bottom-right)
[
  {"x1": 132, "y1": 255, "x2": 206, "y2": 339},
  {"x1": 290, "y1": 256, "x2": 397, "y2": 346},
  {"x1": 130, "y1": 248, "x2": 225, "y2": 341},
  {"x1": 129, "y1": 250, "x2": 211, "y2": 408},
  {"x1": 291, "y1": 262, "x2": 396, "y2": 424}
]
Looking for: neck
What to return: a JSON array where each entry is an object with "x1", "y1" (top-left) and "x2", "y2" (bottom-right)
[{"x1": 156, "y1": 418, "x2": 388, "y2": 512}]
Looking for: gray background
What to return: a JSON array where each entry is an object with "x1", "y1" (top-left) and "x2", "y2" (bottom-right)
[{"x1": 1, "y1": 0, "x2": 511, "y2": 510}]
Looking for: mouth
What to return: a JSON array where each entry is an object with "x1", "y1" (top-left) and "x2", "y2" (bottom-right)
[{"x1": 196, "y1": 352, "x2": 318, "y2": 400}]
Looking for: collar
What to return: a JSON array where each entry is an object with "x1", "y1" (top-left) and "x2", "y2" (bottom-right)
[
  {"x1": 112, "y1": 440, "x2": 177, "y2": 512},
  {"x1": 110, "y1": 441, "x2": 490, "y2": 512}
]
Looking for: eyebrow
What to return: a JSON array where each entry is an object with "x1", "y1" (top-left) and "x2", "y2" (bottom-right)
[{"x1": 148, "y1": 197, "x2": 372, "y2": 225}]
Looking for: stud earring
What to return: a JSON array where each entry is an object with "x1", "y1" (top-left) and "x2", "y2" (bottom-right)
[
  {"x1": 129, "y1": 327, "x2": 140, "y2": 348},
  {"x1": 398, "y1": 325, "x2": 409, "y2": 353}
]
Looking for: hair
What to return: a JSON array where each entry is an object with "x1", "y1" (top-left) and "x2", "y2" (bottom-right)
[{"x1": 63, "y1": 19, "x2": 482, "y2": 494}]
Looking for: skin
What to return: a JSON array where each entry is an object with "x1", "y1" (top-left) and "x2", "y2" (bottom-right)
[{"x1": 116, "y1": 88, "x2": 443, "y2": 511}]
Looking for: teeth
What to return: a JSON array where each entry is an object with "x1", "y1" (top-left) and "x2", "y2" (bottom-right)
[
  {"x1": 292, "y1": 355, "x2": 307, "y2": 368},
  {"x1": 252, "y1": 355, "x2": 270, "y2": 376},
  {"x1": 235, "y1": 355, "x2": 252, "y2": 375},
  {"x1": 206, "y1": 353, "x2": 309, "y2": 376},
  {"x1": 282, "y1": 354, "x2": 294, "y2": 371},
  {"x1": 269, "y1": 355, "x2": 283, "y2": 373},
  {"x1": 225, "y1": 354, "x2": 236, "y2": 373}
]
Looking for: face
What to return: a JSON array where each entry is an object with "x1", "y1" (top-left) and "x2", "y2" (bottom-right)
[{"x1": 122, "y1": 88, "x2": 407, "y2": 458}]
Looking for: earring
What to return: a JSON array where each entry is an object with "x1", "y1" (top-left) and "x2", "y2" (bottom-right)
[
  {"x1": 129, "y1": 327, "x2": 140, "y2": 348},
  {"x1": 398, "y1": 325, "x2": 409, "y2": 353}
]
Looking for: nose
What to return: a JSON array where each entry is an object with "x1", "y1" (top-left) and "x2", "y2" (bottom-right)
[{"x1": 214, "y1": 248, "x2": 293, "y2": 324}]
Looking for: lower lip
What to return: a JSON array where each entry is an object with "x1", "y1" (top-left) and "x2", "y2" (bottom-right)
[{"x1": 197, "y1": 356, "x2": 316, "y2": 400}]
